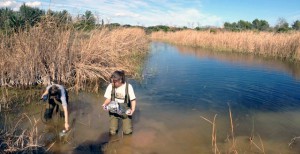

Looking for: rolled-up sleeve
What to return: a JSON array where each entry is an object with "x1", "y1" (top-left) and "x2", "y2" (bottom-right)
[
  {"x1": 128, "y1": 84, "x2": 136, "y2": 100},
  {"x1": 61, "y1": 96, "x2": 68, "y2": 107},
  {"x1": 104, "y1": 84, "x2": 112, "y2": 99},
  {"x1": 57, "y1": 85, "x2": 67, "y2": 106}
]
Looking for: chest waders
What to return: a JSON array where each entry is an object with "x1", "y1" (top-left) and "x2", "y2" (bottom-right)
[
  {"x1": 109, "y1": 82, "x2": 133, "y2": 135},
  {"x1": 109, "y1": 82, "x2": 131, "y2": 118}
]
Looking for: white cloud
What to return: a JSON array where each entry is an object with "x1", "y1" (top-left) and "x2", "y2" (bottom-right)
[
  {"x1": 46, "y1": 0, "x2": 219, "y2": 27},
  {"x1": 114, "y1": 12, "x2": 140, "y2": 18},
  {"x1": 107, "y1": 0, "x2": 221, "y2": 27},
  {"x1": 0, "y1": 0, "x2": 223, "y2": 27},
  {"x1": 0, "y1": 0, "x2": 41, "y2": 10},
  {"x1": 119, "y1": 7, "x2": 222, "y2": 27},
  {"x1": 26, "y1": 1, "x2": 41, "y2": 8},
  {"x1": 0, "y1": 1, "x2": 19, "y2": 10}
]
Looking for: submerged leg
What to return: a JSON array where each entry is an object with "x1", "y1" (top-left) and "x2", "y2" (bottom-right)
[
  {"x1": 122, "y1": 116, "x2": 132, "y2": 135},
  {"x1": 109, "y1": 113, "x2": 119, "y2": 135}
]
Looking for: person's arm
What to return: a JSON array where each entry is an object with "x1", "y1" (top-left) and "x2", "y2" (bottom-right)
[
  {"x1": 41, "y1": 85, "x2": 51, "y2": 99},
  {"x1": 63, "y1": 105, "x2": 69, "y2": 130},
  {"x1": 127, "y1": 99, "x2": 136, "y2": 115},
  {"x1": 102, "y1": 98, "x2": 111, "y2": 110},
  {"x1": 102, "y1": 84, "x2": 112, "y2": 110},
  {"x1": 127, "y1": 84, "x2": 136, "y2": 115},
  {"x1": 61, "y1": 92, "x2": 69, "y2": 130},
  {"x1": 41, "y1": 90, "x2": 48, "y2": 99}
]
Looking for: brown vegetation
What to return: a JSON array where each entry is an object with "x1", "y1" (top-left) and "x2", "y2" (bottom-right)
[
  {"x1": 0, "y1": 113, "x2": 44, "y2": 153},
  {"x1": 0, "y1": 17, "x2": 150, "y2": 91},
  {"x1": 151, "y1": 30, "x2": 300, "y2": 61}
]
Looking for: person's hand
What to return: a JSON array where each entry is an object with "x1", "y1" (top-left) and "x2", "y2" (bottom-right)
[
  {"x1": 40, "y1": 95, "x2": 44, "y2": 100},
  {"x1": 127, "y1": 109, "x2": 134, "y2": 115},
  {"x1": 102, "y1": 104, "x2": 107, "y2": 111},
  {"x1": 65, "y1": 122, "x2": 69, "y2": 131}
]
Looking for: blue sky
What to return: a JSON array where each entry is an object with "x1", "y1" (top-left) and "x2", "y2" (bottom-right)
[{"x1": 1, "y1": 0, "x2": 300, "y2": 27}]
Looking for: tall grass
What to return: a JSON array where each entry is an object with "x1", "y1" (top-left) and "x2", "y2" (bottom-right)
[
  {"x1": 151, "y1": 30, "x2": 300, "y2": 61},
  {"x1": 0, "y1": 17, "x2": 149, "y2": 91}
]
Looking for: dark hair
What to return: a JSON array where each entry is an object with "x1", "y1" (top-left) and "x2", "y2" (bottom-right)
[
  {"x1": 49, "y1": 85, "x2": 60, "y2": 96},
  {"x1": 110, "y1": 70, "x2": 125, "y2": 83}
]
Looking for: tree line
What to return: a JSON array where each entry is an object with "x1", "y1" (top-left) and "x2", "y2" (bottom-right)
[
  {"x1": 223, "y1": 18, "x2": 300, "y2": 32},
  {"x1": 0, "y1": 3, "x2": 99, "y2": 35},
  {"x1": 1, "y1": 4, "x2": 300, "y2": 34}
]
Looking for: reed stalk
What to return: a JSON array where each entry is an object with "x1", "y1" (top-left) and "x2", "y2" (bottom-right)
[
  {"x1": 201, "y1": 114, "x2": 220, "y2": 154},
  {"x1": 201, "y1": 106, "x2": 266, "y2": 153}
]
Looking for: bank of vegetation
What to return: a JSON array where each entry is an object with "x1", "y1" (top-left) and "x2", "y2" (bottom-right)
[
  {"x1": 149, "y1": 18, "x2": 300, "y2": 61},
  {"x1": 151, "y1": 30, "x2": 300, "y2": 61},
  {"x1": 0, "y1": 5, "x2": 149, "y2": 90}
]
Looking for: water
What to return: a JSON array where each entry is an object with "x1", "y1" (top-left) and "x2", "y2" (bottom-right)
[
  {"x1": 140, "y1": 42, "x2": 300, "y2": 112},
  {"x1": 126, "y1": 42, "x2": 300, "y2": 153},
  {"x1": 2, "y1": 42, "x2": 300, "y2": 153}
]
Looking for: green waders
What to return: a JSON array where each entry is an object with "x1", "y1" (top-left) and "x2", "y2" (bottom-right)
[
  {"x1": 109, "y1": 83, "x2": 132, "y2": 135},
  {"x1": 109, "y1": 110, "x2": 132, "y2": 135}
]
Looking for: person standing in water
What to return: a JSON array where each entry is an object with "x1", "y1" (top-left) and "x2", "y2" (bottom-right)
[{"x1": 102, "y1": 70, "x2": 136, "y2": 135}]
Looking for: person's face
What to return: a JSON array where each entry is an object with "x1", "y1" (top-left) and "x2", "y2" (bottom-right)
[{"x1": 112, "y1": 79, "x2": 122, "y2": 87}]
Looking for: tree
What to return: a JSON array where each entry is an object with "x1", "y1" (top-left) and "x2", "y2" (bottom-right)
[
  {"x1": 0, "y1": 8, "x2": 19, "y2": 34},
  {"x1": 74, "y1": 10, "x2": 96, "y2": 31},
  {"x1": 53, "y1": 10, "x2": 72, "y2": 26},
  {"x1": 224, "y1": 22, "x2": 240, "y2": 31},
  {"x1": 237, "y1": 20, "x2": 252, "y2": 30},
  {"x1": 252, "y1": 19, "x2": 269, "y2": 31},
  {"x1": 84, "y1": 10, "x2": 96, "y2": 26},
  {"x1": 275, "y1": 18, "x2": 289, "y2": 32},
  {"x1": 224, "y1": 22, "x2": 232, "y2": 29},
  {"x1": 292, "y1": 20, "x2": 300, "y2": 30},
  {"x1": 19, "y1": 3, "x2": 45, "y2": 28}
]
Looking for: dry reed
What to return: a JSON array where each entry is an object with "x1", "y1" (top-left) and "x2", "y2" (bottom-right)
[
  {"x1": 0, "y1": 17, "x2": 149, "y2": 91},
  {"x1": 201, "y1": 106, "x2": 266, "y2": 154},
  {"x1": 201, "y1": 114, "x2": 219, "y2": 153},
  {"x1": 151, "y1": 30, "x2": 300, "y2": 61},
  {"x1": 0, "y1": 113, "x2": 44, "y2": 153}
]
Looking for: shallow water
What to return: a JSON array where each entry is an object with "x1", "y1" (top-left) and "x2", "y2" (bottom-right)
[{"x1": 2, "y1": 42, "x2": 300, "y2": 153}]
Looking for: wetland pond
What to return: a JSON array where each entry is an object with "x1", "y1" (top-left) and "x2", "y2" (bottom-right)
[{"x1": 2, "y1": 42, "x2": 300, "y2": 154}]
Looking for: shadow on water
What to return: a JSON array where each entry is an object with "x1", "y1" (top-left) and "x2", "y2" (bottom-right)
[{"x1": 73, "y1": 132, "x2": 108, "y2": 154}]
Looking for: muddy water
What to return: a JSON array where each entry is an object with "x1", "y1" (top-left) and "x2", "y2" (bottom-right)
[{"x1": 2, "y1": 42, "x2": 300, "y2": 153}]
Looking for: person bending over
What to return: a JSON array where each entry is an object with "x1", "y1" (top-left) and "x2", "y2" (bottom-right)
[{"x1": 41, "y1": 83, "x2": 69, "y2": 131}]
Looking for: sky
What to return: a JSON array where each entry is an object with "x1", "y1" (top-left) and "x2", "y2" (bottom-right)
[{"x1": 0, "y1": 0, "x2": 300, "y2": 28}]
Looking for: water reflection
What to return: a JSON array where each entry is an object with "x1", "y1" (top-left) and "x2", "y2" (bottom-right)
[
  {"x1": 143, "y1": 42, "x2": 300, "y2": 113},
  {"x1": 176, "y1": 44, "x2": 300, "y2": 80}
]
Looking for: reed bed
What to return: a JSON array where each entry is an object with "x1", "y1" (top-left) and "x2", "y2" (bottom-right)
[
  {"x1": 0, "y1": 18, "x2": 149, "y2": 91},
  {"x1": 151, "y1": 30, "x2": 300, "y2": 61},
  {"x1": 0, "y1": 113, "x2": 44, "y2": 153}
]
